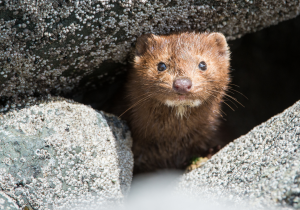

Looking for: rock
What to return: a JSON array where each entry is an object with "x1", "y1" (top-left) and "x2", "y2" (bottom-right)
[
  {"x1": 0, "y1": 192, "x2": 19, "y2": 210},
  {"x1": 1, "y1": 0, "x2": 300, "y2": 110},
  {"x1": 178, "y1": 100, "x2": 300, "y2": 209},
  {"x1": 0, "y1": 98, "x2": 133, "y2": 210}
]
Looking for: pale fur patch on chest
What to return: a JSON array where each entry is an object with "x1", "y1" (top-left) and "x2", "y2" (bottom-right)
[{"x1": 165, "y1": 99, "x2": 201, "y2": 118}]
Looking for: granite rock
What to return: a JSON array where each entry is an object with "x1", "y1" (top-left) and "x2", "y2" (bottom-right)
[
  {"x1": 0, "y1": 98, "x2": 133, "y2": 210},
  {"x1": 0, "y1": 191, "x2": 19, "y2": 210},
  {"x1": 178, "y1": 100, "x2": 300, "y2": 209},
  {"x1": 1, "y1": 0, "x2": 300, "y2": 110}
]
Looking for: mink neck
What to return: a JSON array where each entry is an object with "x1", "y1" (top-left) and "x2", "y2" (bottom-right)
[{"x1": 128, "y1": 95, "x2": 221, "y2": 145}]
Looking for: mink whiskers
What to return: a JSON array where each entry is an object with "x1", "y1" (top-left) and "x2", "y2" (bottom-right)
[
  {"x1": 206, "y1": 86, "x2": 244, "y2": 108},
  {"x1": 119, "y1": 94, "x2": 153, "y2": 117},
  {"x1": 206, "y1": 88, "x2": 235, "y2": 111},
  {"x1": 125, "y1": 91, "x2": 151, "y2": 101},
  {"x1": 227, "y1": 86, "x2": 248, "y2": 99},
  {"x1": 206, "y1": 88, "x2": 237, "y2": 109},
  {"x1": 202, "y1": 93, "x2": 226, "y2": 118}
]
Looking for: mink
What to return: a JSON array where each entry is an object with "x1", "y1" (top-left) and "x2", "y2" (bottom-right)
[{"x1": 114, "y1": 32, "x2": 231, "y2": 173}]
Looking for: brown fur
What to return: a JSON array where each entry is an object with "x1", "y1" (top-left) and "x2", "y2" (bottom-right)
[{"x1": 118, "y1": 32, "x2": 230, "y2": 173}]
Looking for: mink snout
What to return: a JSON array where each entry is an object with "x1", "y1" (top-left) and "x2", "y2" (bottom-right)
[{"x1": 173, "y1": 78, "x2": 192, "y2": 94}]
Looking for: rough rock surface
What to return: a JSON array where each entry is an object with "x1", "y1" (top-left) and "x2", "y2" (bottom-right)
[
  {"x1": 1, "y1": 0, "x2": 300, "y2": 110},
  {"x1": 178, "y1": 100, "x2": 300, "y2": 209},
  {"x1": 0, "y1": 98, "x2": 133, "y2": 210},
  {"x1": 0, "y1": 191, "x2": 19, "y2": 210}
]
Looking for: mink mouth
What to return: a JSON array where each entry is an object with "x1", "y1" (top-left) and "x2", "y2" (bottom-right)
[
  {"x1": 156, "y1": 88, "x2": 202, "y2": 105},
  {"x1": 177, "y1": 95, "x2": 187, "y2": 101},
  {"x1": 164, "y1": 92, "x2": 202, "y2": 107},
  {"x1": 164, "y1": 92, "x2": 196, "y2": 101},
  {"x1": 165, "y1": 98, "x2": 202, "y2": 107}
]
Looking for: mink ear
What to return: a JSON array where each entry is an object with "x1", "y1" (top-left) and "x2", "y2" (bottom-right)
[
  {"x1": 207, "y1": 32, "x2": 229, "y2": 57},
  {"x1": 135, "y1": 34, "x2": 157, "y2": 56}
]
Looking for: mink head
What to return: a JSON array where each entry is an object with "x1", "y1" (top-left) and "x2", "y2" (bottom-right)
[{"x1": 132, "y1": 32, "x2": 230, "y2": 113}]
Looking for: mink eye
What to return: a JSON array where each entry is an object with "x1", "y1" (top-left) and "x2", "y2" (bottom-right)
[
  {"x1": 198, "y1": 61, "x2": 207, "y2": 71},
  {"x1": 157, "y1": 62, "x2": 167, "y2": 72}
]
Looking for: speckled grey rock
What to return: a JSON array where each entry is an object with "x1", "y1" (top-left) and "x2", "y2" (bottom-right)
[
  {"x1": 0, "y1": 192, "x2": 19, "y2": 210},
  {"x1": 0, "y1": 99, "x2": 133, "y2": 210},
  {"x1": 178, "y1": 100, "x2": 300, "y2": 209},
  {"x1": 1, "y1": 0, "x2": 300, "y2": 110}
]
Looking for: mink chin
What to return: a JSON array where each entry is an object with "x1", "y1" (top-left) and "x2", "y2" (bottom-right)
[{"x1": 115, "y1": 32, "x2": 231, "y2": 174}]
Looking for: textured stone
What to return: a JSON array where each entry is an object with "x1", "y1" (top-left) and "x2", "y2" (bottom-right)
[
  {"x1": 178, "y1": 100, "x2": 300, "y2": 209},
  {"x1": 1, "y1": 0, "x2": 300, "y2": 110},
  {"x1": 0, "y1": 98, "x2": 133, "y2": 210},
  {"x1": 0, "y1": 192, "x2": 19, "y2": 210}
]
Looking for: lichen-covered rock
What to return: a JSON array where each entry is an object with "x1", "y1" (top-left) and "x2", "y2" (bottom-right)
[
  {"x1": 178, "y1": 100, "x2": 300, "y2": 209},
  {"x1": 0, "y1": 99, "x2": 133, "y2": 210},
  {"x1": 1, "y1": 0, "x2": 300, "y2": 110}
]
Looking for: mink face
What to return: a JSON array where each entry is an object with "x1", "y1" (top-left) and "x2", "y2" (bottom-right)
[
  {"x1": 132, "y1": 32, "x2": 230, "y2": 117},
  {"x1": 121, "y1": 32, "x2": 231, "y2": 173}
]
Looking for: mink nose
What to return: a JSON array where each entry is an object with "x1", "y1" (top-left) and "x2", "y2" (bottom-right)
[{"x1": 173, "y1": 78, "x2": 192, "y2": 94}]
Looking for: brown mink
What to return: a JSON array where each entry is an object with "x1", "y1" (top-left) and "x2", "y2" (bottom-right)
[{"x1": 116, "y1": 32, "x2": 231, "y2": 173}]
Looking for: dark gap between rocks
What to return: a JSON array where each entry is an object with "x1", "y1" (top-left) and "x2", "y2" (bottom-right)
[
  {"x1": 221, "y1": 14, "x2": 300, "y2": 144},
  {"x1": 69, "y1": 15, "x2": 300, "y2": 156}
]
